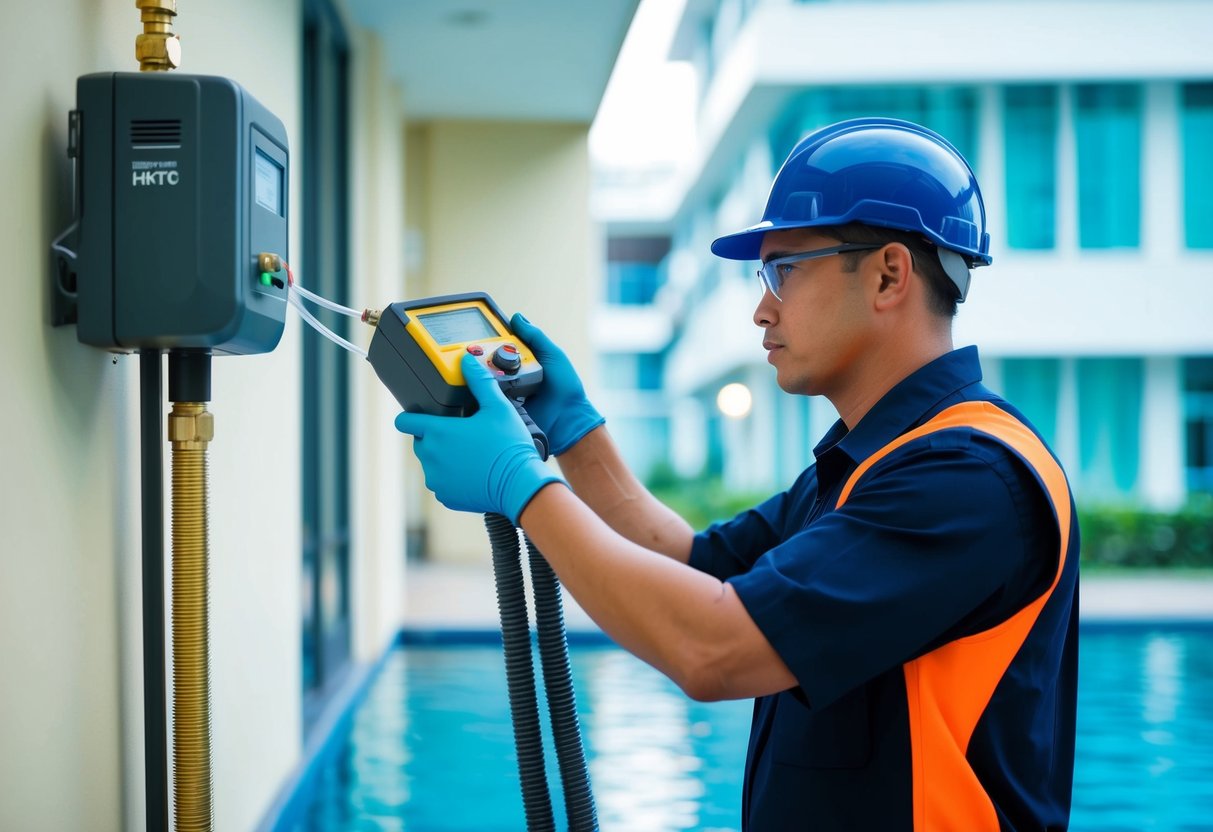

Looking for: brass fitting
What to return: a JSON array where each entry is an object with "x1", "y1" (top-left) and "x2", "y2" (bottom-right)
[
  {"x1": 136, "y1": 0, "x2": 181, "y2": 71},
  {"x1": 168, "y1": 403, "x2": 214, "y2": 450},
  {"x1": 257, "y1": 252, "x2": 283, "y2": 274},
  {"x1": 362, "y1": 308, "x2": 382, "y2": 327}
]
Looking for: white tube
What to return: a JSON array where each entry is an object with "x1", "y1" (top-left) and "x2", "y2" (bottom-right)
[
  {"x1": 288, "y1": 293, "x2": 367, "y2": 358},
  {"x1": 291, "y1": 282, "x2": 363, "y2": 319}
]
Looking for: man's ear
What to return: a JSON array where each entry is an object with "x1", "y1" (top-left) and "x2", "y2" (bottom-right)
[{"x1": 872, "y1": 243, "x2": 914, "y2": 310}]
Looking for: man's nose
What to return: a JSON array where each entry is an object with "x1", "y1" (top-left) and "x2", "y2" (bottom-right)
[{"x1": 754, "y1": 289, "x2": 777, "y2": 328}]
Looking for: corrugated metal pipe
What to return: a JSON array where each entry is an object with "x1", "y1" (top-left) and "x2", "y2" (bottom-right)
[{"x1": 168, "y1": 352, "x2": 214, "y2": 832}]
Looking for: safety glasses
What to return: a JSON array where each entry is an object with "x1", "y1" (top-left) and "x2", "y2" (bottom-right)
[{"x1": 757, "y1": 243, "x2": 881, "y2": 300}]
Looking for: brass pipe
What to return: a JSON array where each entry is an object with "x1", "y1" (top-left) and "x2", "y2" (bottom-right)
[
  {"x1": 136, "y1": 0, "x2": 181, "y2": 71},
  {"x1": 169, "y1": 402, "x2": 214, "y2": 832}
]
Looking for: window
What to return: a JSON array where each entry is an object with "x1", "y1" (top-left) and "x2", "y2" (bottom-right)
[
  {"x1": 769, "y1": 108, "x2": 805, "y2": 172},
  {"x1": 771, "y1": 86, "x2": 980, "y2": 174},
  {"x1": 606, "y1": 236, "x2": 669, "y2": 305},
  {"x1": 704, "y1": 408, "x2": 725, "y2": 478},
  {"x1": 1077, "y1": 358, "x2": 1143, "y2": 498},
  {"x1": 1075, "y1": 84, "x2": 1141, "y2": 249},
  {"x1": 611, "y1": 416, "x2": 672, "y2": 482},
  {"x1": 1184, "y1": 358, "x2": 1213, "y2": 493},
  {"x1": 1182, "y1": 83, "x2": 1213, "y2": 249},
  {"x1": 607, "y1": 263, "x2": 660, "y2": 305},
  {"x1": 301, "y1": 0, "x2": 352, "y2": 729},
  {"x1": 774, "y1": 384, "x2": 813, "y2": 488},
  {"x1": 600, "y1": 353, "x2": 664, "y2": 391},
  {"x1": 1004, "y1": 86, "x2": 1058, "y2": 250},
  {"x1": 1001, "y1": 358, "x2": 1060, "y2": 448}
]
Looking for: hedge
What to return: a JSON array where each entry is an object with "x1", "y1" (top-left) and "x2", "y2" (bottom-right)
[
  {"x1": 647, "y1": 465, "x2": 1213, "y2": 570},
  {"x1": 1077, "y1": 495, "x2": 1213, "y2": 569}
]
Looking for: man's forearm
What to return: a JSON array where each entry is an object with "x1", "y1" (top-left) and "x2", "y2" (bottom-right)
[
  {"x1": 519, "y1": 482, "x2": 795, "y2": 701},
  {"x1": 555, "y1": 425, "x2": 694, "y2": 563}
]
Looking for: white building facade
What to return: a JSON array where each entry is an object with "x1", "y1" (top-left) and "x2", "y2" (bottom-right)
[{"x1": 594, "y1": 0, "x2": 1213, "y2": 511}]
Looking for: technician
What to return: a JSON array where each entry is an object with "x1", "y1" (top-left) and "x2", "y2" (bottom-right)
[{"x1": 395, "y1": 118, "x2": 1079, "y2": 831}]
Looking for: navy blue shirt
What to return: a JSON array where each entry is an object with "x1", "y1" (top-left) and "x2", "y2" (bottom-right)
[{"x1": 688, "y1": 347, "x2": 1079, "y2": 831}]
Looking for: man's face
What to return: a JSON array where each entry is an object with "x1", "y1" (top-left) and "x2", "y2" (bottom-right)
[{"x1": 753, "y1": 228, "x2": 876, "y2": 397}]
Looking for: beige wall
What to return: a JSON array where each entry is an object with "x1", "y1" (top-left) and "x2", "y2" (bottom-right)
[
  {"x1": 0, "y1": 0, "x2": 604, "y2": 826},
  {"x1": 348, "y1": 30, "x2": 409, "y2": 661},
  {"x1": 0, "y1": 2, "x2": 408, "y2": 830},
  {"x1": 404, "y1": 120, "x2": 602, "y2": 561}
]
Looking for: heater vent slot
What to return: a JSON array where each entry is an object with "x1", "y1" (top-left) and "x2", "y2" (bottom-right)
[{"x1": 131, "y1": 119, "x2": 182, "y2": 148}]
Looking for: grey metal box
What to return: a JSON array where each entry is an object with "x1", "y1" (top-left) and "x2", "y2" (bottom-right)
[{"x1": 55, "y1": 72, "x2": 289, "y2": 355}]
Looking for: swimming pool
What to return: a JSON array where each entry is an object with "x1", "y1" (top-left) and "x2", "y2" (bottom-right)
[{"x1": 287, "y1": 625, "x2": 1213, "y2": 831}]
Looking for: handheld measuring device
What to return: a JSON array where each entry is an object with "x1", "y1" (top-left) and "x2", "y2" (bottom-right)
[
  {"x1": 367, "y1": 291, "x2": 548, "y2": 453},
  {"x1": 365, "y1": 292, "x2": 598, "y2": 827}
]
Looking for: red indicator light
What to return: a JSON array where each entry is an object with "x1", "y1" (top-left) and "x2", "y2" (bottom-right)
[{"x1": 466, "y1": 345, "x2": 485, "y2": 356}]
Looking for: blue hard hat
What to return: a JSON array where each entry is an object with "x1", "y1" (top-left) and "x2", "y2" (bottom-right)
[{"x1": 712, "y1": 118, "x2": 992, "y2": 286}]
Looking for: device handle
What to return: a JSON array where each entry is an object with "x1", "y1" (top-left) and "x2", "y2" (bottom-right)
[{"x1": 511, "y1": 399, "x2": 550, "y2": 461}]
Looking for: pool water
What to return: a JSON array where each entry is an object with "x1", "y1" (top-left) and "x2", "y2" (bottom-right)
[{"x1": 292, "y1": 627, "x2": 1213, "y2": 831}]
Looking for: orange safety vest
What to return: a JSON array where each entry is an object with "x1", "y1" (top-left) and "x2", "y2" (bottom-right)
[{"x1": 836, "y1": 400, "x2": 1073, "y2": 832}]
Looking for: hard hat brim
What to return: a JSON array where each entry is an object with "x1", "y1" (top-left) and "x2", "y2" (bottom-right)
[{"x1": 710, "y1": 222, "x2": 776, "y2": 261}]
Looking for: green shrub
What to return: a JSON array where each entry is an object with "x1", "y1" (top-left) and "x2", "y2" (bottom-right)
[
  {"x1": 1078, "y1": 495, "x2": 1213, "y2": 569},
  {"x1": 646, "y1": 463, "x2": 769, "y2": 530},
  {"x1": 647, "y1": 461, "x2": 1213, "y2": 570}
]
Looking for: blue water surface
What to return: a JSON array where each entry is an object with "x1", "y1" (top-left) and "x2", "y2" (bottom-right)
[{"x1": 294, "y1": 626, "x2": 1213, "y2": 831}]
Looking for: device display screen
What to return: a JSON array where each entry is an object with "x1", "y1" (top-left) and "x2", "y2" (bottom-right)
[
  {"x1": 254, "y1": 149, "x2": 283, "y2": 215},
  {"x1": 419, "y1": 307, "x2": 499, "y2": 345}
]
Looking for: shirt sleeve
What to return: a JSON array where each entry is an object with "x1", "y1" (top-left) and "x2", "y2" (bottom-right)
[
  {"x1": 687, "y1": 466, "x2": 818, "y2": 580},
  {"x1": 729, "y1": 429, "x2": 1059, "y2": 710}
]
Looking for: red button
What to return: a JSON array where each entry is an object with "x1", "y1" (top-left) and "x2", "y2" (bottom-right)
[
  {"x1": 503, "y1": 344, "x2": 518, "y2": 354},
  {"x1": 466, "y1": 345, "x2": 484, "y2": 356}
]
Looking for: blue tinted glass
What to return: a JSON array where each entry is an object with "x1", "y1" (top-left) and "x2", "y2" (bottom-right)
[
  {"x1": 636, "y1": 353, "x2": 664, "y2": 391},
  {"x1": 1004, "y1": 86, "x2": 1057, "y2": 250},
  {"x1": 705, "y1": 409, "x2": 724, "y2": 477},
  {"x1": 600, "y1": 353, "x2": 663, "y2": 392},
  {"x1": 600, "y1": 354, "x2": 636, "y2": 390},
  {"x1": 1076, "y1": 84, "x2": 1142, "y2": 249},
  {"x1": 610, "y1": 415, "x2": 671, "y2": 479},
  {"x1": 607, "y1": 262, "x2": 660, "y2": 305},
  {"x1": 1183, "y1": 83, "x2": 1213, "y2": 249},
  {"x1": 1184, "y1": 357, "x2": 1213, "y2": 492},
  {"x1": 1078, "y1": 357, "x2": 1143, "y2": 496},
  {"x1": 1001, "y1": 358, "x2": 1060, "y2": 447},
  {"x1": 769, "y1": 104, "x2": 807, "y2": 173},
  {"x1": 773, "y1": 87, "x2": 980, "y2": 175},
  {"x1": 922, "y1": 88, "x2": 980, "y2": 169}
]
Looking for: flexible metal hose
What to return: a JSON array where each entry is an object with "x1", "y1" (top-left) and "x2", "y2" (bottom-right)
[
  {"x1": 486, "y1": 512, "x2": 555, "y2": 831},
  {"x1": 169, "y1": 402, "x2": 213, "y2": 832}
]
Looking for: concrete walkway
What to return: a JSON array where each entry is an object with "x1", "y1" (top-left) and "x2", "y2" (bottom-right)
[
  {"x1": 1077, "y1": 572, "x2": 1213, "y2": 621},
  {"x1": 403, "y1": 561, "x2": 599, "y2": 632},
  {"x1": 402, "y1": 562, "x2": 1213, "y2": 632}
]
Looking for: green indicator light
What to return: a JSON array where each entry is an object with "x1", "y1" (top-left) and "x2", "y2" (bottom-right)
[{"x1": 260, "y1": 272, "x2": 273, "y2": 286}]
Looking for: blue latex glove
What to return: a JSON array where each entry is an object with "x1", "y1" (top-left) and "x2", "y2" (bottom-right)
[
  {"x1": 395, "y1": 353, "x2": 564, "y2": 524},
  {"x1": 510, "y1": 312, "x2": 605, "y2": 455}
]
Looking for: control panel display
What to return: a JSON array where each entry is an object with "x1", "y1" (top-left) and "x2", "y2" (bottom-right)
[
  {"x1": 366, "y1": 292, "x2": 544, "y2": 419},
  {"x1": 418, "y1": 307, "x2": 498, "y2": 346},
  {"x1": 254, "y1": 149, "x2": 282, "y2": 215}
]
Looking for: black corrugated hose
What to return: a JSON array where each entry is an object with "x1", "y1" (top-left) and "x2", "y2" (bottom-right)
[
  {"x1": 485, "y1": 402, "x2": 598, "y2": 831},
  {"x1": 486, "y1": 511, "x2": 555, "y2": 832},
  {"x1": 527, "y1": 534, "x2": 600, "y2": 831}
]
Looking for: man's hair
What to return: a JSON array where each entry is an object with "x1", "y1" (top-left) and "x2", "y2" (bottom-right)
[{"x1": 818, "y1": 223, "x2": 959, "y2": 318}]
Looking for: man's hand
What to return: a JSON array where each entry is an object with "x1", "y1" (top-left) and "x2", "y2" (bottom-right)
[
  {"x1": 394, "y1": 353, "x2": 563, "y2": 523},
  {"x1": 510, "y1": 313, "x2": 605, "y2": 455}
]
